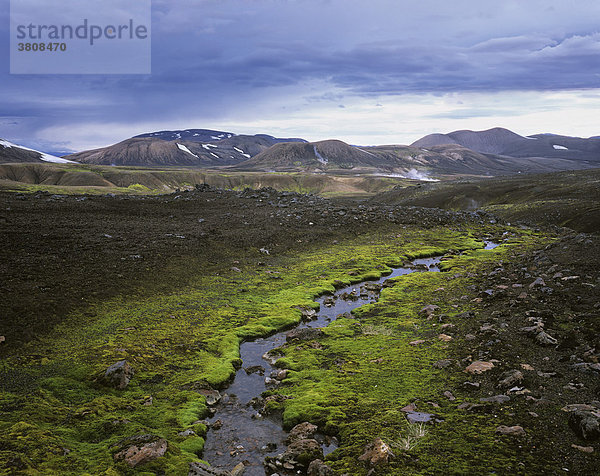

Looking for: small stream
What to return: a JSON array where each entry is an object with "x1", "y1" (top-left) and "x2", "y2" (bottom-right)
[{"x1": 202, "y1": 242, "x2": 498, "y2": 475}]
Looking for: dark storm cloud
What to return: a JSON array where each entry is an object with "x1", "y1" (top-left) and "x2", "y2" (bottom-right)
[{"x1": 2, "y1": 0, "x2": 600, "y2": 149}]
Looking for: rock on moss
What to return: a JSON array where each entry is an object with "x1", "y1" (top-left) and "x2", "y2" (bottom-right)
[
  {"x1": 112, "y1": 434, "x2": 167, "y2": 467},
  {"x1": 495, "y1": 425, "x2": 526, "y2": 437},
  {"x1": 358, "y1": 437, "x2": 395, "y2": 466},
  {"x1": 307, "y1": 459, "x2": 334, "y2": 475},
  {"x1": 103, "y1": 360, "x2": 134, "y2": 389}
]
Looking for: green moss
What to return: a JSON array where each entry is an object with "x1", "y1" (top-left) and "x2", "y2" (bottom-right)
[
  {"x1": 124, "y1": 183, "x2": 151, "y2": 192},
  {"x1": 260, "y1": 229, "x2": 555, "y2": 474},
  {"x1": 1, "y1": 225, "x2": 529, "y2": 474},
  {"x1": 179, "y1": 436, "x2": 205, "y2": 457},
  {"x1": 176, "y1": 396, "x2": 209, "y2": 428}
]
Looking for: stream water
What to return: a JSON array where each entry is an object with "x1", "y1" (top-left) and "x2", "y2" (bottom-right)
[{"x1": 202, "y1": 242, "x2": 498, "y2": 475}]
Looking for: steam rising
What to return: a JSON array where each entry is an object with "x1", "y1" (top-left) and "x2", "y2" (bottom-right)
[
  {"x1": 403, "y1": 169, "x2": 438, "y2": 181},
  {"x1": 375, "y1": 169, "x2": 439, "y2": 182}
]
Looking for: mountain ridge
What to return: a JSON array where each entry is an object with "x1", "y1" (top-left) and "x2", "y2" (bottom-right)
[
  {"x1": 66, "y1": 131, "x2": 308, "y2": 166},
  {"x1": 4, "y1": 127, "x2": 599, "y2": 177},
  {"x1": 411, "y1": 127, "x2": 600, "y2": 161}
]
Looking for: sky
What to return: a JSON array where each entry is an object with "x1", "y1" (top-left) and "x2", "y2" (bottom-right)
[{"x1": 2, "y1": 0, "x2": 600, "y2": 154}]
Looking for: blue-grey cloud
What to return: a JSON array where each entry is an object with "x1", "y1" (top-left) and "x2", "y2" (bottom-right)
[{"x1": 2, "y1": 0, "x2": 600, "y2": 150}]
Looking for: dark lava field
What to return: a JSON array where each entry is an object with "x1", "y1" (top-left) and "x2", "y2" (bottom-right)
[{"x1": 1, "y1": 185, "x2": 599, "y2": 475}]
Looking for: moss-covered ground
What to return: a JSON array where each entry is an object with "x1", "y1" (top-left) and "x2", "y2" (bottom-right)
[
  {"x1": 1, "y1": 187, "x2": 598, "y2": 475},
  {"x1": 266, "y1": 231, "x2": 567, "y2": 475},
  {"x1": 0, "y1": 219, "x2": 487, "y2": 474}
]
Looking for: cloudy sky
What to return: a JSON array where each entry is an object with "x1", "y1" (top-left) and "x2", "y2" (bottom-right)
[{"x1": 2, "y1": 0, "x2": 600, "y2": 154}]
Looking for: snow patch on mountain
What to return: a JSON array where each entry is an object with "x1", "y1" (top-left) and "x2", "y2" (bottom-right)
[
  {"x1": 313, "y1": 146, "x2": 328, "y2": 164},
  {"x1": 234, "y1": 146, "x2": 251, "y2": 158},
  {"x1": 177, "y1": 143, "x2": 199, "y2": 157},
  {"x1": 0, "y1": 139, "x2": 75, "y2": 163},
  {"x1": 553, "y1": 144, "x2": 568, "y2": 150}
]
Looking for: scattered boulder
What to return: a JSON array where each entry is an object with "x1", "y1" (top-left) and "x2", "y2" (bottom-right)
[
  {"x1": 267, "y1": 438, "x2": 323, "y2": 472},
  {"x1": 457, "y1": 402, "x2": 485, "y2": 412},
  {"x1": 520, "y1": 320, "x2": 558, "y2": 346},
  {"x1": 520, "y1": 323, "x2": 544, "y2": 335},
  {"x1": 571, "y1": 444, "x2": 594, "y2": 453},
  {"x1": 465, "y1": 361, "x2": 495, "y2": 375},
  {"x1": 419, "y1": 305, "x2": 440, "y2": 317},
  {"x1": 480, "y1": 395, "x2": 511, "y2": 404},
  {"x1": 103, "y1": 360, "x2": 134, "y2": 389},
  {"x1": 358, "y1": 437, "x2": 394, "y2": 466},
  {"x1": 287, "y1": 422, "x2": 318, "y2": 444},
  {"x1": 496, "y1": 425, "x2": 525, "y2": 437},
  {"x1": 405, "y1": 411, "x2": 438, "y2": 424},
  {"x1": 562, "y1": 404, "x2": 598, "y2": 413},
  {"x1": 568, "y1": 410, "x2": 600, "y2": 440},
  {"x1": 197, "y1": 389, "x2": 222, "y2": 406},
  {"x1": 307, "y1": 459, "x2": 334, "y2": 475},
  {"x1": 536, "y1": 331, "x2": 558, "y2": 346},
  {"x1": 273, "y1": 369, "x2": 289, "y2": 380},
  {"x1": 230, "y1": 462, "x2": 246, "y2": 476},
  {"x1": 265, "y1": 422, "x2": 323, "y2": 473},
  {"x1": 433, "y1": 359, "x2": 453, "y2": 369},
  {"x1": 497, "y1": 370, "x2": 524, "y2": 389},
  {"x1": 409, "y1": 339, "x2": 426, "y2": 346},
  {"x1": 294, "y1": 306, "x2": 317, "y2": 321},
  {"x1": 529, "y1": 277, "x2": 546, "y2": 289},
  {"x1": 400, "y1": 403, "x2": 417, "y2": 413},
  {"x1": 286, "y1": 328, "x2": 324, "y2": 342},
  {"x1": 244, "y1": 365, "x2": 265, "y2": 375},
  {"x1": 188, "y1": 461, "x2": 230, "y2": 476},
  {"x1": 285, "y1": 438, "x2": 323, "y2": 464},
  {"x1": 113, "y1": 434, "x2": 167, "y2": 468}
]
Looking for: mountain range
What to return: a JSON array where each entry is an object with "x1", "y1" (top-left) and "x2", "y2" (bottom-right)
[
  {"x1": 412, "y1": 127, "x2": 600, "y2": 161},
  {"x1": 2, "y1": 127, "x2": 599, "y2": 177},
  {"x1": 65, "y1": 130, "x2": 307, "y2": 167}
]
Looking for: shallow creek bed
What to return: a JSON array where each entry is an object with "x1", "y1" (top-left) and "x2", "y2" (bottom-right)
[{"x1": 201, "y1": 250, "x2": 497, "y2": 475}]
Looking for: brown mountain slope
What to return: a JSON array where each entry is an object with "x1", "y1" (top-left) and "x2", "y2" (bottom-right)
[
  {"x1": 65, "y1": 138, "x2": 234, "y2": 166},
  {"x1": 233, "y1": 140, "x2": 386, "y2": 171},
  {"x1": 412, "y1": 127, "x2": 600, "y2": 161}
]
